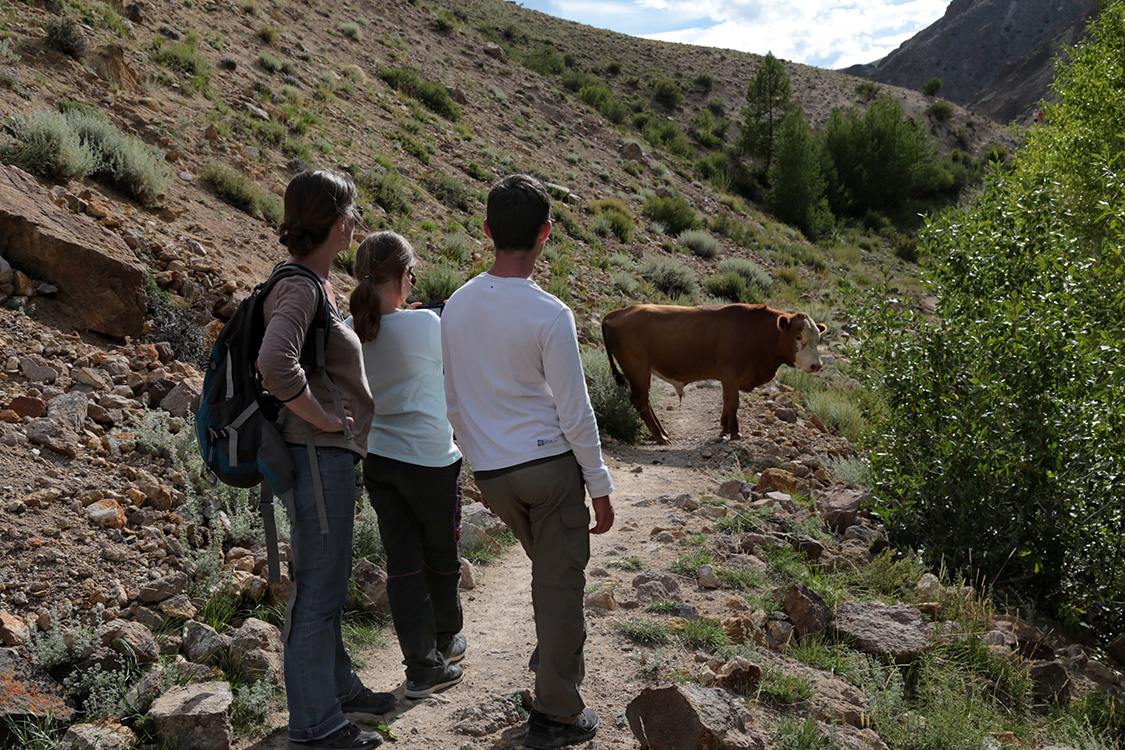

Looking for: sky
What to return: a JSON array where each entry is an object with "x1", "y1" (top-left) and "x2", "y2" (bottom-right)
[{"x1": 511, "y1": 0, "x2": 953, "y2": 70}]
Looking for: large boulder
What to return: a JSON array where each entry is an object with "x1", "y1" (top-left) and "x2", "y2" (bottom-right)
[
  {"x1": 150, "y1": 681, "x2": 233, "y2": 750},
  {"x1": 0, "y1": 166, "x2": 147, "y2": 337},
  {"x1": 625, "y1": 683, "x2": 764, "y2": 749},
  {"x1": 834, "y1": 601, "x2": 932, "y2": 664}
]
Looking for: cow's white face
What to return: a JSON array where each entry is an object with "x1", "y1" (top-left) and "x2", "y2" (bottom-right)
[{"x1": 792, "y1": 314, "x2": 826, "y2": 373}]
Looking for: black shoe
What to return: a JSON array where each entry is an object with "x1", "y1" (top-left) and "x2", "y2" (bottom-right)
[
  {"x1": 340, "y1": 686, "x2": 396, "y2": 715},
  {"x1": 439, "y1": 633, "x2": 468, "y2": 665},
  {"x1": 288, "y1": 722, "x2": 383, "y2": 750},
  {"x1": 525, "y1": 708, "x2": 598, "y2": 749},
  {"x1": 404, "y1": 664, "x2": 464, "y2": 699}
]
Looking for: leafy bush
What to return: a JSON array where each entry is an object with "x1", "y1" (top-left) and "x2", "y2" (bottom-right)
[
  {"x1": 642, "y1": 194, "x2": 701, "y2": 235},
  {"x1": 258, "y1": 52, "x2": 295, "y2": 75},
  {"x1": 611, "y1": 271, "x2": 636, "y2": 293},
  {"x1": 679, "y1": 229, "x2": 721, "y2": 258},
  {"x1": 588, "y1": 198, "x2": 635, "y2": 243},
  {"x1": 639, "y1": 256, "x2": 698, "y2": 299},
  {"x1": 926, "y1": 100, "x2": 956, "y2": 121},
  {"x1": 338, "y1": 22, "x2": 363, "y2": 41},
  {"x1": 856, "y1": 1, "x2": 1125, "y2": 639},
  {"x1": 639, "y1": 118, "x2": 693, "y2": 159},
  {"x1": 692, "y1": 73, "x2": 715, "y2": 92},
  {"x1": 651, "y1": 78, "x2": 684, "y2": 110},
  {"x1": 378, "y1": 66, "x2": 461, "y2": 121},
  {"x1": 581, "y1": 348, "x2": 644, "y2": 444},
  {"x1": 201, "y1": 160, "x2": 283, "y2": 225},
  {"x1": 703, "y1": 271, "x2": 762, "y2": 304},
  {"x1": 921, "y1": 76, "x2": 943, "y2": 96},
  {"x1": 258, "y1": 24, "x2": 280, "y2": 43},
  {"x1": 769, "y1": 111, "x2": 834, "y2": 241},
  {"x1": 66, "y1": 109, "x2": 172, "y2": 206}
]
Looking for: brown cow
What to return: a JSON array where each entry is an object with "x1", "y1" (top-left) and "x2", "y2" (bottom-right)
[{"x1": 602, "y1": 303, "x2": 827, "y2": 444}]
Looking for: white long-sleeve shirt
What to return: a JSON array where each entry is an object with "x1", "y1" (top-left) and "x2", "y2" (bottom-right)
[{"x1": 440, "y1": 272, "x2": 613, "y2": 498}]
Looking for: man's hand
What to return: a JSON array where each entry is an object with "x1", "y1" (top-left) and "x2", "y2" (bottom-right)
[{"x1": 590, "y1": 496, "x2": 614, "y2": 534}]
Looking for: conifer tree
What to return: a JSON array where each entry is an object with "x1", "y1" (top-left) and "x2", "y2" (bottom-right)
[{"x1": 738, "y1": 52, "x2": 793, "y2": 172}]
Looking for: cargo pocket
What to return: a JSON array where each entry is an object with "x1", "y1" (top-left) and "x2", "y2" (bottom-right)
[{"x1": 560, "y1": 502, "x2": 591, "y2": 580}]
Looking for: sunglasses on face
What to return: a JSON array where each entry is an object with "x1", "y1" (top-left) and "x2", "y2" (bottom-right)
[{"x1": 407, "y1": 268, "x2": 417, "y2": 286}]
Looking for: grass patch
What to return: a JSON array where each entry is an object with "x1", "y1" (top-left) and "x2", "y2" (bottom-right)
[
  {"x1": 675, "y1": 618, "x2": 728, "y2": 653},
  {"x1": 670, "y1": 548, "x2": 713, "y2": 578},
  {"x1": 614, "y1": 618, "x2": 670, "y2": 645},
  {"x1": 379, "y1": 65, "x2": 461, "y2": 121},
  {"x1": 644, "y1": 599, "x2": 682, "y2": 614},
  {"x1": 605, "y1": 557, "x2": 645, "y2": 572},
  {"x1": 201, "y1": 160, "x2": 283, "y2": 225},
  {"x1": 804, "y1": 390, "x2": 867, "y2": 442},
  {"x1": 757, "y1": 666, "x2": 815, "y2": 705},
  {"x1": 152, "y1": 34, "x2": 212, "y2": 94}
]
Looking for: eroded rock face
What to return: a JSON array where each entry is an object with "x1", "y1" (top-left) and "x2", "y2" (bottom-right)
[
  {"x1": 0, "y1": 646, "x2": 77, "y2": 726},
  {"x1": 0, "y1": 166, "x2": 147, "y2": 337}
]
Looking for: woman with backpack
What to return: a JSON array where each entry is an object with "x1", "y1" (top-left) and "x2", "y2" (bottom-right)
[
  {"x1": 347, "y1": 231, "x2": 467, "y2": 701},
  {"x1": 258, "y1": 170, "x2": 392, "y2": 750}
]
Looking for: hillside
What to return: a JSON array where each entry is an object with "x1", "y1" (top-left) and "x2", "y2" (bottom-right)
[
  {"x1": 5, "y1": 0, "x2": 1123, "y2": 748},
  {"x1": 844, "y1": 0, "x2": 1099, "y2": 124}
]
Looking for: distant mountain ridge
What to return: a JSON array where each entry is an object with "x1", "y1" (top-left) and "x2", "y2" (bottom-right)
[{"x1": 843, "y1": 0, "x2": 1099, "y2": 123}]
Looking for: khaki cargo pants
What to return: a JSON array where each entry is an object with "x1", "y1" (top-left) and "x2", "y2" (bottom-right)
[{"x1": 475, "y1": 452, "x2": 590, "y2": 723}]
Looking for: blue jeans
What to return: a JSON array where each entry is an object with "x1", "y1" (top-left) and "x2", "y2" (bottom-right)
[{"x1": 282, "y1": 446, "x2": 364, "y2": 742}]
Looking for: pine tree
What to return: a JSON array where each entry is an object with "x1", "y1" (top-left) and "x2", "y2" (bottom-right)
[
  {"x1": 768, "y1": 111, "x2": 832, "y2": 240},
  {"x1": 738, "y1": 52, "x2": 792, "y2": 172}
]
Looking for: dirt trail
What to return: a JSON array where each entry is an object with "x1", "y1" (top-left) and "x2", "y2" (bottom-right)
[{"x1": 245, "y1": 381, "x2": 747, "y2": 750}]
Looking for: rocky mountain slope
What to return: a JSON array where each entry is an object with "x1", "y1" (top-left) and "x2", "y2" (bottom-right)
[{"x1": 843, "y1": 0, "x2": 1099, "y2": 124}]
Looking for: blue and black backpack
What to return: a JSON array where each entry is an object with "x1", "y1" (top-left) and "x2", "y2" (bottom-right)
[{"x1": 195, "y1": 262, "x2": 349, "y2": 581}]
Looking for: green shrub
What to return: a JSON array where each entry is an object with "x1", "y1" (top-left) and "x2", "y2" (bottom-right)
[
  {"x1": 703, "y1": 271, "x2": 762, "y2": 303},
  {"x1": 519, "y1": 46, "x2": 565, "y2": 76},
  {"x1": 338, "y1": 22, "x2": 363, "y2": 41},
  {"x1": 0, "y1": 108, "x2": 99, "y2": 181},
  {"x1": 611, "y1": 272, "x2": 636, "y2": 293},
  {"x1": 642, "y1": 194, "x2": 701, "y2": 235},
  {"x1": 717, "y1": 257, "x2": 771, "y2": 290},
  {"x1": 640, "y1": 119, "x2": 694, "y2": 158},
  {"x1": 581, "y1": 348, "x2": 645, "y2": 443},
  {"x1": 921, "y1": 76, "x2": 943, "y2": 96},
  {"x1": 926, "y1": 100, "x2": 956, "y2": 121},
  {"x1": 855, "y1": 80, "x2": 881, "y2": 101},
  {"x1": 45, "y1": 19, "x2": 87, "y2": 59},
  {"x1": 354, "y1": 167, "x2": 412, "y2": 216},
  {"x1": 258, "y1": 52, "x2": 295, "y2": 75},
  {"x1": 258, "y1": 24, "x2": 280, "y2": 43},
  {"x1": 201, "y1": 159, "x2": 283, "y2": 225},
  {"x1": 66, "y1": 109, "x2": 173, "y2": 206},
  {"x1": 651, "y1": 78, "x2": 684, "y2": 110},
  {"x1": 676, "y1": 618, "x2": 728, "y2": 653},
  {"x1": 639, "y1": 256, "x2": 698, "y2": 299},
  {"x1": 588, "y1": 199, "x2": 635, "y2": 243},
  {"x1": 426, "y1": 172, "x2": 471, "y2": 210},
  {"x1": 442, "y1": 233, "x2": 473, "y2": 263},
  {"x1": 152, "y1": 36, "x2": 213, "y2": 92},
  {"x1": 692, "y1": 73, "x2": 714, "y2": 92},
  {"x1": 679, "y1": 229, "x2": 721, "y2": 258},
  {"x1": 378, "y1": 66, "x2": 461, "y2": 121},
  {"x1": 412, "y1": 262, "x2": 463, "y2": 304}
]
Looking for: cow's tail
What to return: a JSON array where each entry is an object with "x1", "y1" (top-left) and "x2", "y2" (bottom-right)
[{"x1": 602, "y1": 318, "x2": 626, "y2": 386}]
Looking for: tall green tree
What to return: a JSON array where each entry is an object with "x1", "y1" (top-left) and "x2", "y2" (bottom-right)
[
  {"x1": 856, "y1": 2, "x2": 1125, "y2": 639},
  {"x1": 738, "y1": 52, "x2": 792, "y2": 172},
  {"x1": 768, "y1": 111, "x2": 832, "y2": 240}
]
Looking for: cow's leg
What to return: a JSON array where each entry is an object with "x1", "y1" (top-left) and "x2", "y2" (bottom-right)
[
  {"x1": 626, "y1": 374, "x2": 669, "y2": 444},
  {"x1": 719, "y1": 378, "x2": 741, "y2": 439}
]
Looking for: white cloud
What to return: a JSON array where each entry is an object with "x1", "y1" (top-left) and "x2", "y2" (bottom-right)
[{"x1": 517, "y1": 0, "x2": 952, "y2": 69}]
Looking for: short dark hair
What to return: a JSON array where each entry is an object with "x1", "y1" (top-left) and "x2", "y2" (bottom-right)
[
  {"x1": 278, "y1": 170, "x2": 358, "y2": 257},
  {"x1": 486, "y1": 174, "x2": 551, "y2": 251}
]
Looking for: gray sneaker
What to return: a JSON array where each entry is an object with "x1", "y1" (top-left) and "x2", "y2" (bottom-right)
[
  {"x1": 404, "y1": 664, "x2": 464, "y2": 699},
  {"x1": 288, "y1": 722, "x2": 383, "y2": 750},
  {"x1": 439, "y1": 633, "x2": 468, "y2": 665}
]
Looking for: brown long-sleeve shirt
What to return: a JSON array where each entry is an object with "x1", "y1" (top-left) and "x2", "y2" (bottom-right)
[{"x1": 257, "y1": 274, "x2": 373, "y2": 457}]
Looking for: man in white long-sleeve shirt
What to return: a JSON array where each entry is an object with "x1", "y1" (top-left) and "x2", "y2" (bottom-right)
[{"x1": 441, "y1": 174, "x2": 614, "y2": 750}]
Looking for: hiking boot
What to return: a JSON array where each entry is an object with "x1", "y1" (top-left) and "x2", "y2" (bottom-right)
[
  {"x1": 288, "y1": 722, "x2": 383, "y2": 750},
  {"x1": 340, "y1": 686, "x2": 396, "y2": 715},
  {"x1": 524, "y1": 708, "x2": 599, "y2": 749},
  {"x1": 439, "y1": 633, "x2": 468, "y2": 665},
  {"x1": 404, "y1": 664, "x2": 464, "y2": 699}
]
